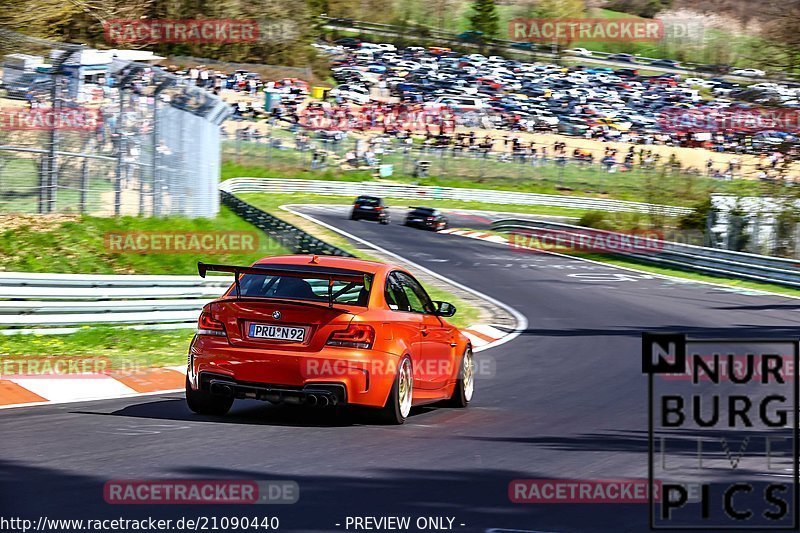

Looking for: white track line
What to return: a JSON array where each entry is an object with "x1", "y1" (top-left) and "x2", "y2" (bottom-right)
[{"x1": 282, "y1": 205, "x2": 528, "y2": 352}]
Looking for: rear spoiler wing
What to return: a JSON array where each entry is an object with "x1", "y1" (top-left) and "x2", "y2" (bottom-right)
[{"x1": 197, "y1": 262, "x2": 368, "y2": 308}]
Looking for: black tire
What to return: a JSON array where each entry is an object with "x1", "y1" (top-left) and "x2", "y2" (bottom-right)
[
  {"x1": 374, "y1": 356, "x2": 412, "y2": 425},
  {"x1": 185, "y1": 375, "x2": 233, "y2": 416},
  {"x1": 445, "y1": 348, "x2": 474, "y2": 408},
  {"x1": 350, "y1": 214, "x2": 358, "y2": 221},
  {"x1": 379, "y1": 217, "x2": 389, "y2": 225}
]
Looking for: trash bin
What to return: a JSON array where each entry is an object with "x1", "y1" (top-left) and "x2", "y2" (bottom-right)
[
  {"x1": 311, "y1": 86, "x2": 331, "y2": 99},
  {"x1": 379, "y1": 164, "x2": 393, "y2": 178},
  {"x1": 264, "y1": 90, "x2": 282, "y2": 111}
]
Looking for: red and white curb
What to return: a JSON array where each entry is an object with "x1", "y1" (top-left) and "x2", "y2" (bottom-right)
[
  {"x1": 438, "y1": 228, "x2": 508, "y2": 245},
  {"x1": 0, "y1": 365, "x2": 186, "y2": 410},
  {"x1": 461, "y1": 324, "x2": 507, "y2": 349}
]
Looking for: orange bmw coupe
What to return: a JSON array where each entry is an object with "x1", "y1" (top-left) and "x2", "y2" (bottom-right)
[{"x1": 186, "y1": 255, "x2": 474, "y2": 424}]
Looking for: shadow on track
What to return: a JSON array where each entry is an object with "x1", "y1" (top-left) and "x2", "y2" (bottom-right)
[
  {"x1": 72, "y1": 397, "x2": 442, "y2": 429},
  {"x1": 0, "y1": 458, "x2": 650, "y2": 533}
]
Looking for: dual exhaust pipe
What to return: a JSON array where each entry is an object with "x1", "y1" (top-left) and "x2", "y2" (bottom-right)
[
  {"x1": 305, "y1": 394, "x2": 333, "y2": 407},
  {"x1": 209, "y1": 381, "x2": 337, "y2": 406}
]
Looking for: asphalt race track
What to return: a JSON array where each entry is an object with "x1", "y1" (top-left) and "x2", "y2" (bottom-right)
[{"x1": 3, "y1": 205, "x2": 800, "y2": 532}]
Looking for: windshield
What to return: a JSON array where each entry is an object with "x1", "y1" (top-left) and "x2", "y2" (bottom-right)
[{"x1": 237, "y1": 273, "x2": 373, "y2": 306}]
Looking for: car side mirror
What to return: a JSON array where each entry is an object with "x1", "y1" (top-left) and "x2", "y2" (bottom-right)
[{"x1": 433, "y1": 301, "x2": 456, "y2": 317}]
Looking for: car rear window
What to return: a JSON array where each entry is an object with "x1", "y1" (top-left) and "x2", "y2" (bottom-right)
[
  {"x1": 356, "y1": 197, "x2": 380, "y2": 206},
  {"x1": 237, "y1": 273, "x2": 373, "y2": 306}
]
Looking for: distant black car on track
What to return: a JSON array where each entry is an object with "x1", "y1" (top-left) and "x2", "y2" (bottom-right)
[
  {"x1": 607, "y1": 53, "x2": 636, "y2": 63},
  {"x1": 649, "y1": 58, "x2": 681, "y2": 69},
  {"x1": 404, "y1": 207, "x2": 448, "y2": 231},
  {"x1": 350, "y1": 196, "x2": 389, "y2": 224}
]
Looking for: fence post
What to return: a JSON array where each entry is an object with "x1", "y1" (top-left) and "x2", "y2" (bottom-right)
[
  {"x1": 46, "y1": 63, "x2": 64, "y2": 212},
  {"x1": 79, "y1": 158, "x2": 88, "y2": 214},
  {"x1": 113, "y1": 85, "x2": 125, "y2": 216},
  {"x1": 151, "y1": 95, "x2": 160, "y2": 216},
  {"x1": 38, "y1": 155, "x2": 48, "y2": 214},
  {"x1": 138, "y1": 159, "x2": 145, "y2": 217}
]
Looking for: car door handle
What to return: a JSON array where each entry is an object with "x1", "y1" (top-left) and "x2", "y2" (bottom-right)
[
  {"x1": 421, "y1": 327, "x2": 429, "y2": 336},
  {"x1": 449, "y1": 342, "x2": 457, "y2": 347}
]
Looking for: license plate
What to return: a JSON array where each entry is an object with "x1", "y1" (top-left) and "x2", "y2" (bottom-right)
[
  {"x1": 248, "y1": 323, "x2": 305, "y2": 342},
  {"x1": 361, "y1": 206, "x2": 373, "y2": 209}
]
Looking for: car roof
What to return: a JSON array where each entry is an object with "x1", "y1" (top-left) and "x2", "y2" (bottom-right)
[{"x1": 253, "y1": 254, "x2": 390, "y2": 276}]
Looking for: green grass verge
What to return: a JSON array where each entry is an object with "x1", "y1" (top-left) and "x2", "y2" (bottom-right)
[
  {"x1": 0, "y1": 205, "x2": 287, "y2": 274},
  {"x1": 0, "y1": 327, "x2": 195, "y2": 368}
]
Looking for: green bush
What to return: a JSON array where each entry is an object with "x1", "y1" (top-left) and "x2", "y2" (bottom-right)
[
  {"x1": 678, "y1": 197, "x2": 714, "y2": 231},
  {"x1": 577, "y1": 211, "x2": 613, "y2": 230}
]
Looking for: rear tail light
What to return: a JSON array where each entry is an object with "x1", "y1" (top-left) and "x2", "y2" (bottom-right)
[
  {"x1": 197, "y1": 305, "x2": 226, "y2": 337},
  {"x1": 326, "y1": 324, "x2": 375, "y2": 349}
]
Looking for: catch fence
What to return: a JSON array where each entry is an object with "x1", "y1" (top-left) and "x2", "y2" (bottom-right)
[{"x1": 0, "y1": 28, "x2": 230, "y2": 217}]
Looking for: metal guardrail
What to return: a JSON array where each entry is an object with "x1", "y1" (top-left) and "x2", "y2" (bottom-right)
[
  {"x1": 492, "y1": 219, "x2": 800, "y2": 288},
  {"x1": 220, "y1": 177, "x2": 693, "y2": 216},
  {"x1": 0, "y1": 272, "x2": 230, "y2": 288},
  {"x1": 0, "y1": 277, "x2": 222, "y2": 328}
]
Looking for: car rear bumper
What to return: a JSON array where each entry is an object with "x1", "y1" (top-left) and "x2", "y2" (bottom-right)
[
  {"x1": 189, "y1": 337, "x2": 399, "y2": 408},
  {"x1": 407, "y1": 219, "x2": 437, "y2": 229},
  {"x1": 353, "y1": 209, "x2": 386, "y2": 220},
  {"x1": 200, "y1": 372, "x2": 347, "y2": 407}
]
